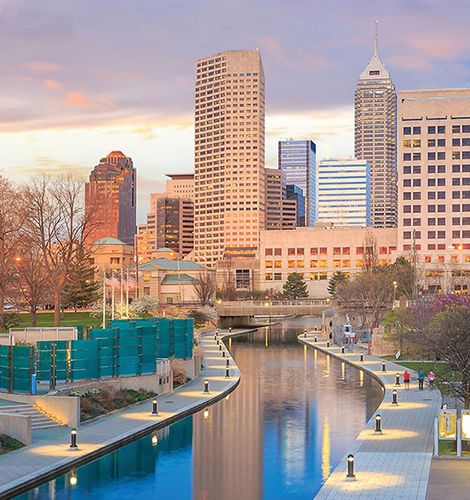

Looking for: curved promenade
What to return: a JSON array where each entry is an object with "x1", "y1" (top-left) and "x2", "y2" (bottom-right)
[
  {"x1": 299, "y1": 334, "x2": 442, "y2": 500},
  {"x1": 0, "y1": 330, "x2": 242, "y2": 500}
]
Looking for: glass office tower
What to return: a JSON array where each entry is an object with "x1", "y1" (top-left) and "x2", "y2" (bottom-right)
[{"x1": 278, "y1": 140, "x2": 317, "y2": 226}]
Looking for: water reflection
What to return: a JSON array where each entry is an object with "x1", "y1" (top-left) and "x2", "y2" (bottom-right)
[{"x1": 15, "y1": 319, "x2": 383, "y2": 500}]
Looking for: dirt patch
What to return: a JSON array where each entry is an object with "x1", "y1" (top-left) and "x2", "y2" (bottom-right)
[
  {"x1": 0, "y1": 434, "x2": 24, "y2": 455},
  {"x1": 68, "y1": 387, "x2": 157, "y2": 422}
]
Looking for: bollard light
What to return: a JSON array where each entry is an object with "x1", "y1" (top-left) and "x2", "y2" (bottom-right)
[
  {"x1": 229, "y1": 327, "x2": 232, "y2": 333},
  {"x1": 395, "y1": 373, "x2": 401, "y2": 386},
  {"x1": 70, "y1": 428, "x2": 78, "y2": 449},
  {"x1": 215, "y1": 330, "x2": 219, "y2": 336},
  {"x1": 151, "y1": 431, "x2": 158, "y2": 446},
  {"x1": 203, "y1": 407, "x2": 209, "y2": 419},
  {"x1": 304, "y1": 329, "x2": 307, "y2": 338},
  {"x1": 152, "y1": 399, "x2": 159, "y2": 415},
  {"x1": 392, "y1": 389, "x2": 398, "y2": 405},
  {"x1": 219, "y1": 343, "x2": 223, "y2": 351},
  {"x1": 222, "y1": 350, "x2": 226, "y2": 357},
  {"x1": 69, "y1": 470, "x2": 77, "y2": 486},
  {"x1": 346, "y1": 454, "x2": 355, "y2": 479},
  {"x1": 225, "y1": 367, "x2": 230, "y2": 378},
  {"x1": 382, "y1": 361, "x2": 386, "y2": 372},
  {"x1": 360, "y1": 353, "x2": 364, "y2": 362},
  {"x1": 204, "y1": 380, "x2": 210, "y2": 393},
  {"x1": 216, "y1": 339, "x2": 220, "y2": 345},
  {"x1": 341, "y1": 346, "x2": 345, "y2": 354},
  {"x1": 314, "y1": 336, "x2": 317, "y2": 343},
  {"x1": 326, "y1": 341, "x2": 330, "y2": 347},
  {"x1": 375, "y1": 414, "x2": 382, "y2": 434},
  {"x1": 226, "y1": 358, "x2": 230, "y2": 367},
  {"x1": 214, "y1": 334, "x2": 218, "y2": 340}
]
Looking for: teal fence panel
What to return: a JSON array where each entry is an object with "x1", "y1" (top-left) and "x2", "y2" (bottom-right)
[
  {"x1": 70, "y1": 340, "x2": 99, "y2": 380},
  {"x1": 12, "y1": 346, "x2": 32, "y2": 392},
  {"x1": 0, "y1": 345, "x2": 9, "y2": 391},
  {"x1": 36, "y1": 341, "x2": 67, "y2": 383},
  {"x1": 99, "y1": 337, "x2": 114, "y2": 378},
  {"x1": 157, "y1": 321, "x2": 171, "y2": 359}
]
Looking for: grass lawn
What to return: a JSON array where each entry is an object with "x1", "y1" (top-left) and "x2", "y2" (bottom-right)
[{"x1": 14, "y1": 311, "x2": 104, "y2": 330}]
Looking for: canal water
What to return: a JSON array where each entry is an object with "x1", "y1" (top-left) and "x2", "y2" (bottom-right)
[{"x1": 16, "y1": 318, "x2": 383, "y2": 500}]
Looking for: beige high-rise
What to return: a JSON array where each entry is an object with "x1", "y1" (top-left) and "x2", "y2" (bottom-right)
[
  {"x1": 194, "y1": 50, "x2": 266, "y2": 266},
  {"x1": 398, "y1": 88, "x2": 470, "y2": 294},
  {"x1": 355, "y1": 34, "x2": 397, "y2": 228}
]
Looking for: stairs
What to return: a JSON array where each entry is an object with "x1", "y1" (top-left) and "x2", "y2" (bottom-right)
[{"x1": 0, "y1": 404, "x2": 64, "y2": 430}]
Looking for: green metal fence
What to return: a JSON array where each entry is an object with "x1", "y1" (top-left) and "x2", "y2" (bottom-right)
[{"x1": 0, "y1": 318, "x2": 194, "y2": 393}]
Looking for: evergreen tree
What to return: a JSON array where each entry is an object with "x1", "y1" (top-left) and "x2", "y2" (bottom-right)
[
  {"x1": 283, "y1": 272, "x2": 309, "y2": 300},
  {"x1": 327, "y1": 271, "x2": 348, "y2": 298},
  {"x1": 63, "y1": 251, "x2": 100, "y2": 317}
]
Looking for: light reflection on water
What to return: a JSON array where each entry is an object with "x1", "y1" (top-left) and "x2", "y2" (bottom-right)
[{"x1": 16, "y1": 318, "x2": 383, "y2": 500}]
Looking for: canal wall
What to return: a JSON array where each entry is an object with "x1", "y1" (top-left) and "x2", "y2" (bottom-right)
[{"x1": 299, "y1": 334, "x2": 442, "y2": 500}]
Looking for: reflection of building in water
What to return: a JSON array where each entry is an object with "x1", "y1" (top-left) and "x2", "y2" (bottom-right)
[{"x1": 192, "y1": 340, "x2": 263, "y2": 500}]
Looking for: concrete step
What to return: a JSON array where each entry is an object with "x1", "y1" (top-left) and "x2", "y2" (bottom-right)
[{"x1": 0, "y1": 403, "x2": 64, "y2": 429}]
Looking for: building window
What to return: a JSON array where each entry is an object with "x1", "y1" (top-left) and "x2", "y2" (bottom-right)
[
  {"x1": 310, "y1": 248, "x2": 318, "y2": 255},
  {"x1": 265, "y1": 261, "x2": 273, "y2": 268},
  {"x1": 274, "y1": 273, "x2": 282, "y2": 281},
  {"x1": 342, "y1": 247, "x2": 350, "y2": 255},
  {"x1": 333, "y1": 260, "x2": 341, "y2": 268},
  {"x1": 265, "y1": 273, "x2": 273, "y2": 280},
  {"x1": 288, "y1": 248, "x2": 295, "y2": 256},
  {"x1": 297, "y1": 260, "x2": 305, "y2": 268},
  {"x1": 356, "y1": 259, "x2": 364, "y2": 267},
  {"x1": 288, "y1": 260, "x2": 295, "y2": 268},
  {"x1": 265, "y1": 248, "x2": 273, "y2": 256},
  {"x1": 274, "y1": 260, "x2": 282, "y2": 268},
  {"x1": 110, "y1": 257, "x2": 120, "y2": 265},
  {"x1": 342, "y1": 260, "x2": 350, "y2": 267},
  {"x1": 319, "y1": 260, "x2": 327, "y2": 268},
  {"x1": 297, "y1": 248, "x2": 304, "y2": 256},
  {"x1": 274, "y1": 248, "x2": 282, "y2": 256},
  {"x1": 311, "y1": 260, "x2": 318, "y2": 268},
  {"x1": 320, "y1": 247, "x2": 327, "y2": 255}
]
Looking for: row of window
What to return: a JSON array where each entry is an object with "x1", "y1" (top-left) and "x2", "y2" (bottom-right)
[
  {"x1": 403, "y1": 204, "x2": 470, "y2": 213},
  {"x1": 266, "y1": 259, "x2": 391, "y2": 269},
  {"x1": 403, "y1": 152, "x2": 470, "y2": 161},
  {"x1": 403, "y1": 125, "x2": 470, "y2": 134},
  {"x1": 265, "y1": 246, "x2": 395, "y2": 256},
  {"x1": 403, "y1": 164, "x2": 470, "y2": 174},
  {"x1": 403, "y1": 217, "x2": 470, "y2": 226},
  {"x1": 404, "y1": 138, "x2": 470, "y2": 147},
  {"x1": 404, "y1": 230, "x2": 470, "y2": 239},
  {"x1": 404, "y1": 191, "x2": 470, "y2": 199}
]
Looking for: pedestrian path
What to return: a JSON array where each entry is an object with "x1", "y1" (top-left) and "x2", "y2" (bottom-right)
[
  {"x1": 299, "y1": 334, "x2": 442, "y2": 500},
  {"x1": 0, "y1": 330, "x2": 240, "y2": 499}
]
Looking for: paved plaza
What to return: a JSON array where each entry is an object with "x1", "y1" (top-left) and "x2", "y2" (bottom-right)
[
  {"x1": 0, "y1": 331, "x2": 240, "y2": 499},
  {"x1": 299, "y1": 334, "x2": 442, "y2": 500}
]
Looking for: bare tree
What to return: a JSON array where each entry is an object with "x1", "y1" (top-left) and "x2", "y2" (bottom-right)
[
  {"x1": 220, "y1": 259, "x2": 237, "y2": 301},
  {"x1": 14, "y1": 237, "x2": 50, "y2": 327},
  {"x1": 363, "y1": 231, "x2": 379, "y2": 272},
  {"x1": 193, "y1": 270, "x2": 215, "y2": 305},
  {"x1": 0, "y1": 176, "x2": 28, "y2": 327},
  {"x1": 24, "y1": 174, "x2": 98, "y2": 326}
]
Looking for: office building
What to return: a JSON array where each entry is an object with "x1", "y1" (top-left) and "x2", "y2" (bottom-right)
[
  {"x1": 165, "y1": 173, "x2": 195, "y2": 201},
  {"x1": 266, "y1": 168, "x2": 297, "y2": 231},
  {"x1": 278, "y1": 140, "x2": 317, "y2": 226},
  {"x1": 286, "y1": 185, "x2": 306, "y2": 227},
  {"x1": 194, "y1": 50, "x2": 266, "y2": 266},
  {"x1": 398, "y1": 88, "x2": 470, "y2": 294},
  {"x1": 318, "y1": 156, "x2": 371, "y2": 226},
  {"x1": 135, "y1": 194, "x2": 194, "y2": 263},
  {"x1": 355, "y1": 29, "x2": 397, "y2": 228},
  {"x1": 85, "y1": 151, "x2": 136, "y2": 245}
]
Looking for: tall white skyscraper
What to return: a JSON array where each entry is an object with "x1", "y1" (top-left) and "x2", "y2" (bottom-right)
[
  {"x1": 318, "y1": 156, "x2": 371, "y2": 226},
  {"x1": 194, "y1": 50, "x2": 266, "y2": 266},
  {"x1": 355, "y1": 24, "x2": 397, "y2": 228}
]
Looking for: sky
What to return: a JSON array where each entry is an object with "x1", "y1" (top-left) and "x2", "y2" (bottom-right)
[{"x1": 1, "y1": 0, "x2": 470, "y2": 222}]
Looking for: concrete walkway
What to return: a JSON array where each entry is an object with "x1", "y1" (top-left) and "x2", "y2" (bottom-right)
[
  {"x1": 0, "y1": 330, "x2": 240, "y2": 499},
  {"x1": 299, "y1": 334, "x2": 442, "y2": 500}
]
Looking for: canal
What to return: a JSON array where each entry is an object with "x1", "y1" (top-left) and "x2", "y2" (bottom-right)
[{"x1": 16, "y1": 318, "x2": 384, "y2": 500}]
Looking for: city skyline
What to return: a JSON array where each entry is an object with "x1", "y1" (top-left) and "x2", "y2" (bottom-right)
[{"x1": 1, "y1": 1, "x2": 470, "y2": 220}]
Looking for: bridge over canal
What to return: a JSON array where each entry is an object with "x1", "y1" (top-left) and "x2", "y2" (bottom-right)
[{"x1": 215, "y1": 299, "x2": 331, "y2": 327}]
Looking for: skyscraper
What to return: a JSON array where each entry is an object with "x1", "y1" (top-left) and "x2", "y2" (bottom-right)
[
  {"x1": 278, "y1": 139, "x2": 317, "y2": 226},
  {"x1": 355, "y1": 24, "x2": 397, "y2": 228},
  {"x1": 85, "y1": 151, "x2": 136, "y2": 245},
  {"x1": 265, "y1": 168, "x2": 297, "y2": 230},
  {"x1": 318, "y1": 156, "x2": 371, "y2": 226},
  {"x1": 194, "y1": 50, "x2": 266, "y2": 266}
]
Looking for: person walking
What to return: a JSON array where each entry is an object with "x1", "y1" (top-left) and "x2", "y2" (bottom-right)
[
  {"x1": 404, "y1": 370, "x2": 410, "y2": 390},
  {"x1": 418, "y1": 369, "x2": 425, "y2": 390},
  {"x1": 428, "y1": 370, "x2": 435, "y2": 388}
]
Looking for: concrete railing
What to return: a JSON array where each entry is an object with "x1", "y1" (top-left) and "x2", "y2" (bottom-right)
[
  {"x1": 0, "y1": 413, "x2": 31, "y2": 445},
  {"x1": 0, "y1": 394, "x2": 80, "y2": 428}
]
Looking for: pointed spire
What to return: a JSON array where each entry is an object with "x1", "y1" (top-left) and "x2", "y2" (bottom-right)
[{"x1": 374, "y1": 18, "x2": 379, "y2": 57}]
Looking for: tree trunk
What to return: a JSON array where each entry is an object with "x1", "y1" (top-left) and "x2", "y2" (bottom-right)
[
  {"x1": 31, "y1": 309, "x2": 37, "y2": 327},
  {"x1": 54, "y1": 290, "x2": 61, "y2": 327}
]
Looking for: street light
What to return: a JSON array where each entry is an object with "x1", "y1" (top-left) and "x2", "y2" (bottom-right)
[{"x1": 393, "y1": 281, "x2": 397, "y2": 304}]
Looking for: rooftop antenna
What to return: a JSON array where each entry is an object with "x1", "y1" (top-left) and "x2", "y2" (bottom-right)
[{"x1": 374, "y1": 18, "x2": 379, "y2": 57}]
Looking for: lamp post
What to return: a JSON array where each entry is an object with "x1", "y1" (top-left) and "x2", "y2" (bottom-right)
[
  {"x1": 70, "y1": 428, "x2": 78, "y2": 450},
  {"x1": 393, "y1": 281, "x2": 397, "y2": 305},
  {"x1": 375, "y1": 414, "x2": 382, "y2": 434},
  {"x1": 346, "y1": 454, "x2": 356, "y2": 480},
  {"x1": 265, "y1": 296, "x2": 272, "y2": 330}
]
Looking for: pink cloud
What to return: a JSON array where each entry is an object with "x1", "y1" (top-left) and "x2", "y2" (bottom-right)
[
  {"x1": 43, "y1": 79, "x2": 60, "y2": 90},
  {"x1": 24, "y1": 62, "x2": 62, "y2": 72},
  {"x1": 60, "y1": 92, "x2": 118, "y2": 111},
  {"x1": 386, "y1": 54, "x2": 434, "y2": 72}
]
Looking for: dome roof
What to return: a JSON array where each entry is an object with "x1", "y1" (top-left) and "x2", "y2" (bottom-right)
[{"x1": 93, "y1": 237, "x2": 128, "y2": 246}]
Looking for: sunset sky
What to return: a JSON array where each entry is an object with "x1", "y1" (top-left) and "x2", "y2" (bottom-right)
[{"x1": 1, "y1": 0, "x2": 470, "y2": 220}]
